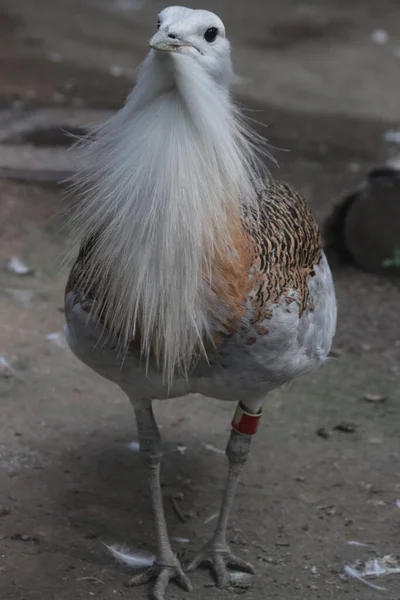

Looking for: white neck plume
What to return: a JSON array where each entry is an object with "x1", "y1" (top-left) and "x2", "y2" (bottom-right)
[{"x1": 70, "y1": 49, "x2": 268, "y2": 383}]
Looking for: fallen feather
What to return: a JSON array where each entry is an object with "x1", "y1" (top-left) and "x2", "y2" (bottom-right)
[
  {"x1": 0, "y1": 356, "x2": 21, "y2": 380},
  {"x1": 344, "y1": 565, "x2": 387, "y2": 591},
  {"x1": 46, "y1": 331, "x2": 68, "y2": 349},
  {"x1": 367, "y1": 499, "x2": 386, "y2": 506},
  {"x1": 384, "y1": 130, "x2": 400, "y2": 144},
  {"x1": 127, "y1": 441, "x2": 140, "y2": 452},
  {"x1": 105, "y1": 544, "x2": 154, "y2": 569},
  {"x1": 345, "y1": 554, "x2": 400, "y2": 591},
  {"x1": 371, "y1": 29, "x2": 389, "y2": 44},
  {"x1": 361, "y1": 555, "x2": 400, "y2": 577},
  {"x1": 203, "y1": 512, "x2": 219, "y2": 525},
  {"x1": 202, "y1": 442, "x2": 225, "y2": 455},
  {"x1": 77, "y1": 576, "x2": 105, "y2": 585},
  {"x1": 348, "y1": 541, "x2": 370, "y2": 547},
  {"x1": 176, "y1": 443, "x2": 187, "y2": 455},
  {"x1": 7, "y1": 257, "x2": 33, "y2": 275}
]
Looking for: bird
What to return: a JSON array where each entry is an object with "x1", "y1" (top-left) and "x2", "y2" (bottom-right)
[{"x1": 64, "y1": 6, "x2": 337, "y2": 600}]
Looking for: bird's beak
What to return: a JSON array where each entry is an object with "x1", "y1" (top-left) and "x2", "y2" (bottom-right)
[{"x1": 149, "y1": 31, "x2": 191, "y2": 52}]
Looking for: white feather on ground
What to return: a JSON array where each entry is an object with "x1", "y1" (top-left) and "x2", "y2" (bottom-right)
[
  {"x1": 105, "y1": 544, "x2": 155, "y2": 569},
  {"x1": 344, "y1": 565, "x2": 387, "y2": 592}
]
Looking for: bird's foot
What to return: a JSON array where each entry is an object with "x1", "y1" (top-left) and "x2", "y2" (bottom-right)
[
  {"x1": 186, "y1": 542, "x2": 255, "y2": 588},
  {"x1": 127, "y1": 557, "x2": 192, "y2": 600}
]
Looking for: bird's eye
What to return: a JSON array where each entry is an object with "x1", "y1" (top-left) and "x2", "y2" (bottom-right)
[
  {"x1": 204, "y1": 27, "x2": 218, "y2": 43},
  {"x1": 157, "y1": 18, "x2": 161, "y2": 30}
]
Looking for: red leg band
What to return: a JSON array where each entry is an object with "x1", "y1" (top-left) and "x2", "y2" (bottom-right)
[{"x1": 231, "y1": 402, "x2": 263, "y2": 436}]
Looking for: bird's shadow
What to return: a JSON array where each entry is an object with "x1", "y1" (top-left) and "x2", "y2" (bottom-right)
[{"x1": 34, "y1": 427, "x2": 227, "y2": 568}]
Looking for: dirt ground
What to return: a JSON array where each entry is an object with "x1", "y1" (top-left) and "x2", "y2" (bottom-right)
[{"x1": 0, "y1": 1, "x2": 400, "y2": 599}]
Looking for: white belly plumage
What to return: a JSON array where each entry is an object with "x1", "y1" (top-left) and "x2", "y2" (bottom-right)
[{"x1": 65, "y1": 253, "x2": 336, "y2": 405}]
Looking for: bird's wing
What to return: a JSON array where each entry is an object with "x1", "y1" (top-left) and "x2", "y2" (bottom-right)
[{"x1": 242, "y1": 180, "x2": 323, "y2": 321}]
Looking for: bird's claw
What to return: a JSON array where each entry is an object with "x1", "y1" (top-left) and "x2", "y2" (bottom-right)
[
  {"x1": 186, "y1": 543, "x2": 255, "y2": 588},
  {"x1": 127, "y1": 559, "x2": 192, "y2": 600}
]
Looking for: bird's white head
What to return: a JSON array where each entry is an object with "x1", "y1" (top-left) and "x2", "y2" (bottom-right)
[{"x1": 148, "y1": 6, "x2": 232, "y2": 86}]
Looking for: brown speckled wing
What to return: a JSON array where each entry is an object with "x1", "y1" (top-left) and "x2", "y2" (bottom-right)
[{"x1": 243, "y1": 180, "x2": 323, "y2": 318}]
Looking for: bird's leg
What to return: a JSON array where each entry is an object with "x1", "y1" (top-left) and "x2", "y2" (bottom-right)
[
  {"x1": 187, "y1": 401, "x2": 262, "y2": 587},
  {"x1": 128, "y1": 402, "x2": 192, "y2": 599}
]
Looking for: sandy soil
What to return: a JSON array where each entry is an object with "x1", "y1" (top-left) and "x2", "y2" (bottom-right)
[{"x1": 0, "y1": 1, "x2": 400, "y2": 599}]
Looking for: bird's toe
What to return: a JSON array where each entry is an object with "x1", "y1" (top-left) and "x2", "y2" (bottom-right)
[
  {"x1": 127, "y1": 559, "x2": 192, "y2": 599},
  {"x1": 186, "y1": 545, "x2": 255, "y2": 588}
]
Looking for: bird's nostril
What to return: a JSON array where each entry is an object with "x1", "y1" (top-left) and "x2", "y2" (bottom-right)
[{"x1": 167, "y1": 33, "x2": 177, "y2": 39}]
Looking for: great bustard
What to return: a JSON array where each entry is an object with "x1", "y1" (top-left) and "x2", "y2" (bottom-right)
[{"x1": 64, "y1": 6, "x2": 337, "y2": 600}]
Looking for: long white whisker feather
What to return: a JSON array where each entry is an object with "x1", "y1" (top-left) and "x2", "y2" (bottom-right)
[{"x1": 67, "y1": 42, "x2": 271, "y2": 385}]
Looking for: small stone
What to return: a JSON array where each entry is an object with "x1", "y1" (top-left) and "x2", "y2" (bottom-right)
[
  {"x1": 334, "y1": 422, "x2": 356, "y2": 433},
  {"x1": 12, "y1": 533, "x2": 38, "y2": 542},
  {"x1": 109, "y1": 65, "x2": 123, "y2": 77},
  {"x1": 318, "y1": 504, "x2": 336, "y2": 516},
  {"x1": 360, "y1": 481, "x2": 382, "y2": 494},
  {"x1": 316, "y1": 427, "x2": 330, "y2": 439},
  {"x1": 361, "y1": 343, "x2": 372, "y2": 351},
  {"x1": 257, "y1": 554, "x2": 275, "y2": 564},
  {"x1": 228, "y1": 571, "x2": 253, "y2": 589},
  {"x1": 364, "y1": 393, "x2": 387, "y2": 403},
  {"x1": 308, "y1": 583, "x2": 319, "y2": 591}
]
